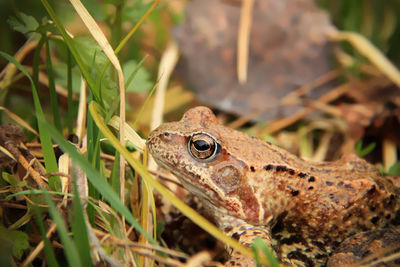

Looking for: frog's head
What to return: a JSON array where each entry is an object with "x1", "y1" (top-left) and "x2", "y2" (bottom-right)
[{"x1": 147, "y1": 106, "x2": 267, "y2": 227}]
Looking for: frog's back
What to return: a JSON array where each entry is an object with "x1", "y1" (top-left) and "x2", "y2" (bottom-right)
[{"x1": 253, "y1": 153, "x2": 400, "y2": 266}]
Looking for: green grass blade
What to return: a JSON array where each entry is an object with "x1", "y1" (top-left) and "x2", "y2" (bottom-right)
[
  {"x1": 66, "y1": 49, "x2": 74, "y2": 134},
  {"x1": 32, "y1": 36, "x2": 46, "y2": 89},
  {"x1": 251, "y1": 238, "x2": 280, "y2": 267},
  {"x1": 32, "y1": 197, "x2": 60, "y2": 267},
  {"x1": 45, "y1": 39, "x2": 62, "y2": 132},
  {"x1": 44, "y1": 192, "x2": 83, "y2": 267},
  {"x1": 86, "y1": 110, "x2": 100, "y2": 225},
  {"x1": 40, "y1": 119, "x2": 157, "y2": 245},
  {"x1": 40, "y1": 0, "x2": 100, "y2": 101},
  {"x1": 0, "y1": 51, "x2": 60, "y2": 191},
  {"x1": 110, "y1": 151, "x2": 121, "y2": 196},
  {"x1": 71, "y1": 178, "x2": 92, "y2": 266}
]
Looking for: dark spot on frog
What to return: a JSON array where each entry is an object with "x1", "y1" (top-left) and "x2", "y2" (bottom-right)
[
  {"x1": 281, "y1": 234, "x2": 307, "y2": 245},
  {"x1": 344, "y1": 183, "x2": 352, "y2": 189},
  {"x1": 365, "y1": 185, "x2": 376, "y2": 195},
  {"x1": 337, "y1": 181, "x2": 344, "y2": 186},
  {"x1": 275, "y1": 165, "x2": 286, "y2": 172},
  {"x1": 329, "y1": 193, "x2": 335, "y2": 200},
  {"x1": 386, "y1": 214, "x2": 391, "y2": 219},
  {"x1": 291, "y1": 190, "x2": 299, "y2": 196},
  {"x1": 266, "y1": 141, "x2": 272, "y2": 145},
  {"x1": 225, "y1": 226, "x2": 233, "y2": 232},
  {"x1": 311, "y1": 240, "x2": 326, "y2": 251},
  {"x1": 383, "y1": 194, "x2": 396, "y2": 209},
  {"x1": 288, "y1": 169, "x2": 295, "y2": 175},
  {"x1": 250, "y1": 166, "x2": 255, "y2": 172},
  {"x1": 231, "y1": 232, "x2": 240, "y2": 240},
  {"x1": 298, "y1": 172, "x2": 307, "y2": 178},
  {"x1": 325, "y1": 181, "x2": 333, "y2": 186},
  {"x1": 287, "y1": 250, "x2": 314, "y2": 267},
  {"x1": 370, "y1": 216, "x2": 380, "y2": 224},
  {"x1": 308, "y1": 176, "x2": 315, "y2": 182},
  {"x1": 369, "y1": 205, "x2": 376, "y2": 212},
  {"x1": 264, "y1": 164, "x2": 273, "y2": 171},
  {"x1": 271, "y1": 211, "x2": 288, "y2": 234},
  {"x1": 308, "y1": 186, "x2": 314, "y2": 190}
]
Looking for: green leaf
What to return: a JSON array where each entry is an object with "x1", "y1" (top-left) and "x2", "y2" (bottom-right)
[
  {"x1": 0, "y1": 226, "x2": 29, "y2": 259},
  {"x1": 123, "y1": 59, "x2": 152, "y2": 92},
  {"x1": 7, "y1": 13, "x2": 39, "y2": 34},
  {"x1": 355, "y1": 140, "x2": 376, "y2": 157},
  {"x1": 72, "y1": 37, "x2": 108, "y2": 73},
  {"x1": 46, "y1": 39, "x2": 63, "y2": 132},
  {"x1": 388, "y1": 162, "x2": 400, "y2": 176}
]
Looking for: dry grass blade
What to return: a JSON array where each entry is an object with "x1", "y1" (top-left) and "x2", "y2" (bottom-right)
[
  {"x1": 328, "y1": 30, "x2": 400, "y2": 87},
  {"x1": 237, "y1": 0, "x2": 254, "y2": 84},
  {"x1": 383, "y1": 138, "x2": 397, "y2": 171},
  {"x1": 0, "y1": 36, "x2": 38, "y2": 85},
  {"x1": 0, "y1": 106, "x2": 39, "y2": 136},
  {"x1": 76, "y1": 77, "x2": 87, "y2": 145},
  {"x1": 150, "y1": 40, "x2": 180, "y2": 131}
]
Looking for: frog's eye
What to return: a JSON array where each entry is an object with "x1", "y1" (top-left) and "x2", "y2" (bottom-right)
[{"x1": 188, "y1": 133, "x2": 218, "y2": 161}]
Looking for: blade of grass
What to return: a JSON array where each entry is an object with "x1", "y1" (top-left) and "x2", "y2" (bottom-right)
[
  {"x1": 44, "y1": 192, "x2": 83, "y2": 267},
  {"x1": 110, "y1": 151, "x2": 121, "y2": 196},
  {"x1": 71, "y1": 178, "x2": 92, "y2": 266},
  {"x1": 32, "y1": 36, "x2": 46, "y2": 90},
  {"x1": 0, "y1": 51, "x2": 59, "y2": 190},
  {"x1": 251, "y1": 238, "x2": 280, "y2": 267},
  {"x1": 67, "y1": 49, "x2": 74, "y2": 134},
  {"x1": 45, "y1": 39, "x2": 62, "y2": 132},
  {"x1": 39, "y1": 118, "x2": 157, "y2": 245},
  {"x1": 86, "y1": 109, "x2": 101, "y2": 225}
]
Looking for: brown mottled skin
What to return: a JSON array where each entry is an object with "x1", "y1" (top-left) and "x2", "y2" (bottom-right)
[{"x1": 147, "y1": 106, "x2": 400, "y2": 266}]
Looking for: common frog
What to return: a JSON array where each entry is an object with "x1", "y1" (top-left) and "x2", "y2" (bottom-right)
[{"x1": 147, "y1": 106, "x2": 400, "y2": 266}]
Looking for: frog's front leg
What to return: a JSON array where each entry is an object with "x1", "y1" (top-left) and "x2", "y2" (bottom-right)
[{"x1": 224, "y1": 224, "x2": 292, "y2": 267}]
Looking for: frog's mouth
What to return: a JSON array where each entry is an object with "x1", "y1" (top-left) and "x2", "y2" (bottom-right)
[{"x1": 151, "y1": 155, "x2": 223, "y2": 207}]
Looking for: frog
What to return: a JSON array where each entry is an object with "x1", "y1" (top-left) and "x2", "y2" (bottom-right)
[{"x1": 146, "y1": 106, "x2": 400, "y2": 266}]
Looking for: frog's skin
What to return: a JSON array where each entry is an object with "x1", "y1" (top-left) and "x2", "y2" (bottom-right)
[{"x1": 147, "y1": 106, "x2": 400, "y2": 266}]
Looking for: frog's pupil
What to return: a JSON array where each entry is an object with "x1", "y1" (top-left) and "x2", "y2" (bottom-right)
[{"x1": 194, "y1": 140, "x2": 210, "y2": 151}]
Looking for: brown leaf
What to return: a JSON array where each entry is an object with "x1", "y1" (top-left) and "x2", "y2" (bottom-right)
[{"x1": 174, "y1": 0, "x2": 336, "y2": 119}]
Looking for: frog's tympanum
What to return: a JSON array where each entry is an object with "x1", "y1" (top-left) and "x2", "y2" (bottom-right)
[{"x1": 147, "y1": 106, "x2": 400, "y2": 266}]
